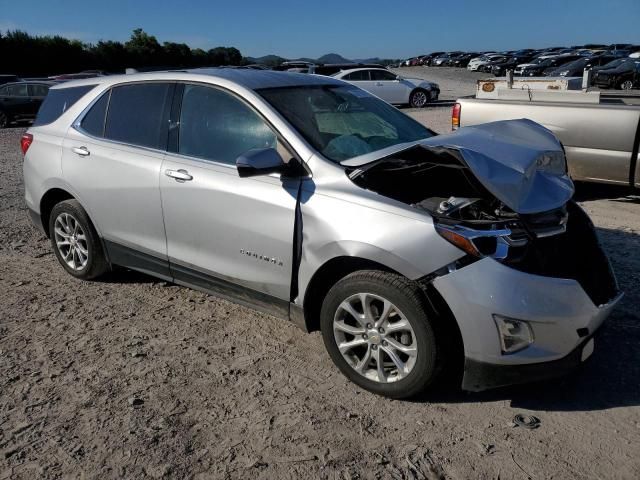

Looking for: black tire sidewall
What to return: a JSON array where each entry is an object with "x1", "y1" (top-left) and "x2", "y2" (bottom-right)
[
  {"x1": 49, "y1": 200, "x2": 106, "y2": 279},
  {"x1": 320, "y1": 272, "x2": 438, "y2": 399}
]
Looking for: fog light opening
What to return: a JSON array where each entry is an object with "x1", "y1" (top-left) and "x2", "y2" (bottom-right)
[{"x1": 493, "y1": 315, "x2": 534, "y2": 354}]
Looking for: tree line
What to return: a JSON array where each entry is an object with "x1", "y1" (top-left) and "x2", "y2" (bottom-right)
[{"x1": 0, "y1": 29, "x2": 244, "y2": 77}]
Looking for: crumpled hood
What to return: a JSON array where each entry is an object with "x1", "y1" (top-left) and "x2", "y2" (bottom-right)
[{"x1": 342, "y1": 119, "x2": 574, "y2": 214}]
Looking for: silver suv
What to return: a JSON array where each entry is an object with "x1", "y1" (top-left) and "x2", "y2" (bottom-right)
[{"x1": 22, "y1": 69, "x2": 621, "y2": 398}]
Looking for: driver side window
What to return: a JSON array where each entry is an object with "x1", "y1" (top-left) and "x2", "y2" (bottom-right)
[{"x1": 178, "y1": 84, "x2": 277, "y2": 165}]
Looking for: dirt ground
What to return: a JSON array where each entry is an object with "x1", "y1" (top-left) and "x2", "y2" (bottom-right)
[{"x1": 1, "y1": 117, "x2": 639, "y2": 480}]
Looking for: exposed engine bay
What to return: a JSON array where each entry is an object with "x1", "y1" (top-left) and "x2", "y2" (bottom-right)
[{"x1": 347, "y1": 145, "x2": 618, "y2": 306}]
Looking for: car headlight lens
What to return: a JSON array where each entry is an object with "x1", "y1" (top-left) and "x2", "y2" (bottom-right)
[
  {"x1": 493, "y1": 315, "x2": 534, "y2": 354},
  {"x1": 536, "y1": 150, "x2": 567, "y2": 175}
]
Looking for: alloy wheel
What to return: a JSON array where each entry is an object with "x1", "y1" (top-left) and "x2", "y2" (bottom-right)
[
  {"x1": 53, "y1": 212, "x2": 89, "y2": 271},
  {"x1": 333, "y1": 293, "x2": 418, "y2": 383},
  {"x1": 621, "y1": 80, "x2": 633, "y2": 90},
  {"x1": 411, "y1": 91, "x2": 428, "y2": 108}
]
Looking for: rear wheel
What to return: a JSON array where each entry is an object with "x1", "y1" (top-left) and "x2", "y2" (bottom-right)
[
  {"x1": 49, "y1": 200, "x2": 109, "y2": 280},
  {"x1": 409, "y1": 89, "x2": 429, "y2": 108},
  {"x1": 320, "y1": 271, "x2": 439, "y2": 399}
]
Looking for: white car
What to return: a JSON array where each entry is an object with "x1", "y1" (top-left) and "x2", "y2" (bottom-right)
[
  {"x1": 332, "y1": 68, "x2": 439, "y2": 108},
  {"x1": 467, "y1": 54, "x2": 506, "y2": 71}
]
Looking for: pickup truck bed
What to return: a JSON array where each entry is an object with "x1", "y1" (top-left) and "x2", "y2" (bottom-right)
[{"x1": 455, "y1": 92, "x2": 640, "y2": 187}]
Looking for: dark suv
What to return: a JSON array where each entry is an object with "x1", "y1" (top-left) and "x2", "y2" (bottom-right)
[{"x1": 0, "y1": 81, "x2": 56, "y2": 128}]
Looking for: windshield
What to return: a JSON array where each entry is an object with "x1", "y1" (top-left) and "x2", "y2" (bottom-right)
[
  {"x1": 528, "y1": 58, "x2": 545, "y2": 65},
  {"x1": 601, "y1": 58, "x2": 628, "y2": 69},
  {"x1": 258, "y1": 85, "x2": 434, "y2": 162}
]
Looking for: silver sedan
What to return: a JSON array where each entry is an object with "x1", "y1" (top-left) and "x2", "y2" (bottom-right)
[{"x1": 332, "y1": 68, "x2": 439, "y2": 107}]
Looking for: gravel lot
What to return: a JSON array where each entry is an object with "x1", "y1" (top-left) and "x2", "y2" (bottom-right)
[{"x1": 1, "y1": 83, "x2": 640, "y2": 479}]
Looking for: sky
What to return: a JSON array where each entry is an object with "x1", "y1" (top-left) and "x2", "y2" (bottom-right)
[{"x1": 1, "y1": 0, "x2": 638, "y2": 59}]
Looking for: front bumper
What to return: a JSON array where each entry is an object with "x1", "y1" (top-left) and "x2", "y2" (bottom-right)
[
  {"x1": 433, "y1": 257, "x2": 621, "y2": 391},
  {"x1": 462, "y1": 336, "x2": 596, "y2": 391}
]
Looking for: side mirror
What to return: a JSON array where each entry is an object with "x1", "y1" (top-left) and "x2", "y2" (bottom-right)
[{"x1": 236, "y1": 147, "x2": 286, "y2": 178}]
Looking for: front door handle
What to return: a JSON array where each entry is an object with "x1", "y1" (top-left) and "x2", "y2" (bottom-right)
[
  {"x1": 72, "y1": 146, "x2": 90, "y2": 156},
  {"x1": 165, "y1": 169, "x2": 193, "y2": 182},
  {"x1": 375, "y1": 82, "x2": 384, "y2": 86}
]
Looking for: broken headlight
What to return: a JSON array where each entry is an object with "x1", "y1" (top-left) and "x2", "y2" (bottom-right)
[
  {"x1": 434, "y1": 224, "x2": 526, "y2": 260},
  {"x1": 536, "y1": 150, "x2": 567, "y2": 175}
]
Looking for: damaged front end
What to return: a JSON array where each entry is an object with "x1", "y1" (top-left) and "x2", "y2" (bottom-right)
[{"x1": 345, "y1": 119, "x2": 619, "y2": 307}]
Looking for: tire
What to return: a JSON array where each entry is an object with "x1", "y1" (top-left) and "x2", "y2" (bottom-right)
[
  {"x1": 320, "y1": 270, "x2": 440, "y2": 399},
  {"x1": 0, "y1": 110, "x2": 8, "y2": 129},
  {"x1": 620, "y1": 80, "x2": 634, "y2": 90},
  {"x1": 49, "y1": 199, "x2": 109, "y2": 280},
  {"x1": 409, "y1": 89, "x2": 430, "y2": 108}
]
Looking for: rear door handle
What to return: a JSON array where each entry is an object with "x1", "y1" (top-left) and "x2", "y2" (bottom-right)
[
  {"x1": 165, "y1": 168, "x2": 193, "y2": 182},
  {"x1": 72, "y1": 146, "x2": 90, "y2": 156},
  {"x1": 376, "y1": 82, "x2": 384, "y2": 86}
]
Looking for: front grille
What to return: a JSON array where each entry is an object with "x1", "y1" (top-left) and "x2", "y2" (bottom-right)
[{"x1": 503, "y1": 202, "x2": 618, "y2": 306}]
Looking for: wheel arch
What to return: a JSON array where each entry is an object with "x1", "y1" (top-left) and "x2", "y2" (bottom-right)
[
  {"x1": 39, "y1": 188, "x2": 75, "y2": 237},
  {"x1": 302, "y1": 256, "x2": 395, "y2": 333}
]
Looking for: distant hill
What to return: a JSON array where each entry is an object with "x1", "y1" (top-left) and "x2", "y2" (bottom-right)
[
  {"x1": 353, "y1": 57, "x2": 384, "y2": 64},
  {"x1": 246, "y1": 52, "x2": 357, "y2": 66},
  {"x1": 316, "y1": 53, "x2": 353, "y2": 64},
  {"x1": 245, "y1": 54, "x2": 287, "y2": 67}
]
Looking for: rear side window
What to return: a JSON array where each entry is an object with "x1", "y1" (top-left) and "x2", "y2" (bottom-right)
[
  {"x1": 33, "y1": 85, "x2": 96, "y2": 126},
  {"x1": 344, "y1": 70, "x2": 370, "y2": 81},
  {"x1": 80, "y1": 91, "x2": 110, "y2": 137},
  {"x1": 178, "y1": 84, "x2": 276, "y2": 165},
  {"x1": 370, "y1": 70, "x2": 397, "y2": 81},
  {"x1": 29, "y1": 84, "x2": 50, "y2": 97},
  {"x1": 104, "y1": 83, "x2": 172, "y2": 149}
]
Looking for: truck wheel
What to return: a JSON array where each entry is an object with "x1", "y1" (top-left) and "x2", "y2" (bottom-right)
[
  {"x1": 620, "y1": 80, "x2": 634, "y2": 90},
  {"x1": 0, "y1": 111, "x2": 8, "y2": 129},
  {"x1": 320, "y1": 270, "x2": 439, "y2": 399},
  {"x1": 409, "y1": 89, "x2": 429, "y2": 108},
  {"x1": 49, "y1": 200, "x2": 109, "y2": 280}
]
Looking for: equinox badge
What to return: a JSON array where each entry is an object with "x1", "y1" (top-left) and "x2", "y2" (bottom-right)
[{"x1": 240, "y1": 249, "x2": 284, "y2": 267}]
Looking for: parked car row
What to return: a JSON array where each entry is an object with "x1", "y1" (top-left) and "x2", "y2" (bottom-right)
[{"x1": 400, "y1": 44, "x2": 640, "y2": 70}]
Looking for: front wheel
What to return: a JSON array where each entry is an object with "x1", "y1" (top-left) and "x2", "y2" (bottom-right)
[
  {"x1": 409, "y1": 89, "x2": 430, "y2": 108},
  {"x1": 320, "y1": 271, "x2": 439, "y2": 399},
  {"x1": 620, "y1": 80, "x2": 634, "y2": 90}
]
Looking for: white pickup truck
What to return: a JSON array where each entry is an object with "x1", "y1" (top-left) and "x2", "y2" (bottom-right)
[{"x1": 453, "y1": 78, "x2": 640, "y2": 187}]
